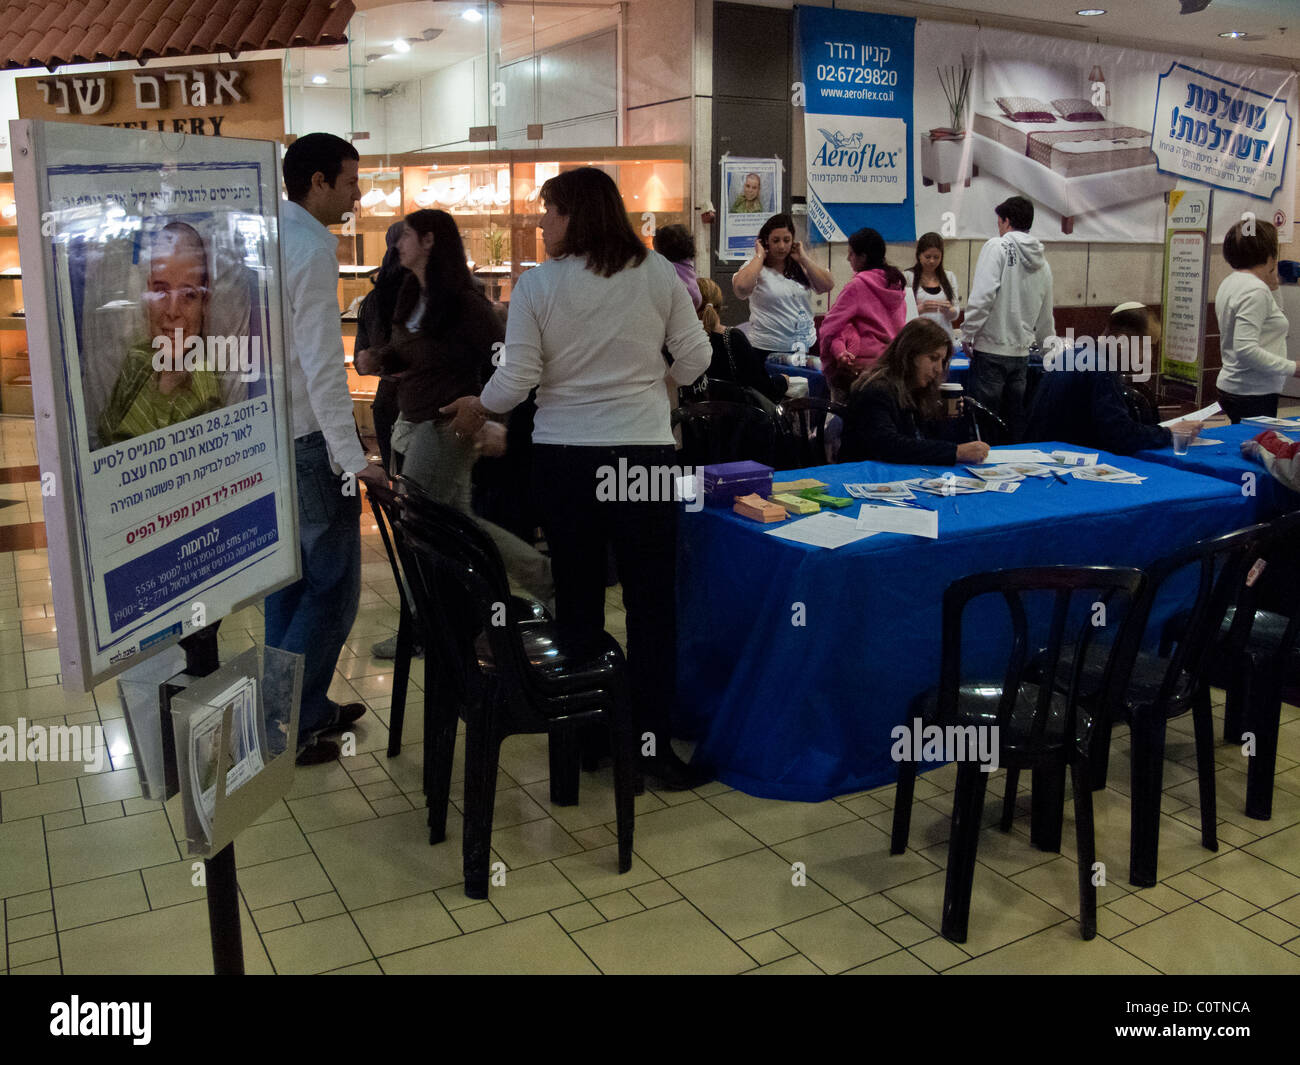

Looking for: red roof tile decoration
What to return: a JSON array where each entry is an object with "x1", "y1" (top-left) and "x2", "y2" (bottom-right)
[{"x1": 0, "y1": 0, "x2": 354, "y2": 70}]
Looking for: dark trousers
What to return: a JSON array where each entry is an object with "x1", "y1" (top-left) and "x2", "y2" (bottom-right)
[
  {"x1": 372, "y1": 379, "x2": 400, "y2": 473},
  {"x1": 1217, "y1": 389, "x2": 1278, "y2": 424},
  {"x1": 969, "y1": 351, "x2": 1029, "y2": 442},
  {"x1": 532, "y1": 444, "x2": 679, "y2": 752}
]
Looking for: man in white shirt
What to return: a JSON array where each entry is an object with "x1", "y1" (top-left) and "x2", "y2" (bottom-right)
[
  {"x1": 961, "y1": 196, "x2": 1055, "y2": 442},
  {"x1": 267, "y1": 133, "x2": 388, "y2": 765}
]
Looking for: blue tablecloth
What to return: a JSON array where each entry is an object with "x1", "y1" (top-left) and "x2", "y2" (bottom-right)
[
  {"x1": 766, "y1": 359, "x2": 829, "y2": 401},
  {"x1": 1134, "y1": 420, "x2": 1300, "y2": 520},
  {"x1": 677, "y1": 445, "x2": 1257, "y2": 801},
  {"x1": 947, "y1": 356, "x2": 970, "y2": 385}
]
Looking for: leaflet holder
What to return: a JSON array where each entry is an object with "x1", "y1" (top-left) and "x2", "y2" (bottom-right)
[{"x1": 168, "y1": 644, "x2": 301, "y2": 857}]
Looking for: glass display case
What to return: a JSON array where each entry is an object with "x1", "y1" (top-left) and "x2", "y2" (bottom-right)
[
  {"x1": 335, "y1": 146, "x2": 690, "y2": 413},
  {"x1": 0, "y1": 175, "x2": 32, "y2": 416}
]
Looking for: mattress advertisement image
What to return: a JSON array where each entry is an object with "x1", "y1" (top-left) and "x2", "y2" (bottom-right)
[{"x1": 796, "y1": 9, "x2": 1296, "y2": 244}]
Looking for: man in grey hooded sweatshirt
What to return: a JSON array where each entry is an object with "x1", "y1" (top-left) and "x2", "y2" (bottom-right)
[{"x1": 961, "y1": 196, "x2": 1056, "y2": 442}]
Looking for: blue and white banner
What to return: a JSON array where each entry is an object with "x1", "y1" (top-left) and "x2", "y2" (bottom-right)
[{"x1": 796, "y1": 6, "x2": 915, "y2": 243}]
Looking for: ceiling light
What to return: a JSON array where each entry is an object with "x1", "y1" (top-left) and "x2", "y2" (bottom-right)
[
  {"x1": 392, "y1": 38, "x2": 411, "y2": 53},
  {"x1": 1219, "y1": 30, "x2": 1246, "y2": 38},
  {"x1": 360, "y1": 189, "x2": 386, "y2": 208},
  {"x1": 462, "y1": 8, "x2": 483, "y2": 22},
  {"x1": 1179, "y1": 0, "x2": 1211, "y2": 12},
  {"x1": 312, "y1": 75, "x2": 328, "y2": 85},
  {"x1": 1075, "y1": 8, "x2": 1106, "y2": 15}
]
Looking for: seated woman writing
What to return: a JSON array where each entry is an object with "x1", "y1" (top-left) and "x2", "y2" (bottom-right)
[
  {"x1": 839, "y1": 318, "x2": 990, "y2": 466},
  {"x1": 98, "y1": 222, "x2": 222, "y2": 446}
]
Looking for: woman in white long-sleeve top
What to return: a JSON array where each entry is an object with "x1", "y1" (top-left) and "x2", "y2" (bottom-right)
[
  {"x1": 1215, "y1": 218, "x2": 1298, "y2": 423},
  {"x1": 443, "y1": 167, "x2": 713, "y2": 791}
]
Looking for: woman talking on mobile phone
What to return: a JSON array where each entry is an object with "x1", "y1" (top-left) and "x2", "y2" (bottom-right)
[{"x1": 731, "y1": 213, "x2": 834, "y2": 364}]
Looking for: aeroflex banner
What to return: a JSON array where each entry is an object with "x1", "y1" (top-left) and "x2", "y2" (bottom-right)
[{"x1": 796, "y1": 6, "x2": 915, "y2": 243}]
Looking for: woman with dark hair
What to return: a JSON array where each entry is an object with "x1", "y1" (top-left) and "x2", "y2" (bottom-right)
[
  {"x1": 839, "y1": 318, "x2": 990, "y2": 466},
  {"x1": 731, "y1": 212, "x2": 834, "y2": 362},
  {"x1": 653, "y1": 223, "x2": 701, "y2": 310},
  {"x1": 355, "y1": 220, "x2": 407, "y2": 472},
  {"x1": 903, "y1": 231, "x2": 961, "y2": 343},
  {"x1": 818, "y1": 227, "x2": 907, "y2": 403},
  {"x1": 443, "y1": 166, "x2": 712, "y2": 791},
  {"x1": 1214, "y1": 218, "x2": 1296, "y2": 422}
]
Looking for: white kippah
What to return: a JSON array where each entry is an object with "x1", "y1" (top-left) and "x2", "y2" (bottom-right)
[{"x1": 1111, "y1": 301, "x2": 1146, "y2": 314}]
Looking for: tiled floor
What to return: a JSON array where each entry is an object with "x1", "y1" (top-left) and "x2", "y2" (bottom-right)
[{"x1": 2, "y1": 413, "x2": 1300, "y2": 974}]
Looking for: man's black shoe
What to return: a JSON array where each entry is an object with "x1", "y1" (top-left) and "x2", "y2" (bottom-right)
[
  {"x1": 639, "y1": 751, "x2": 711, "y2": 792},
  {"x1": 313, "y1": 702, "x2": 366, "y2": 737},
  {"x1": 296, "y1": 738, "x2": 340, "y2": 767}
]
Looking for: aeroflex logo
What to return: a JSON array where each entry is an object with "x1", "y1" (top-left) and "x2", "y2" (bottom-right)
[
  {"x1": 50, "y1": 997, "x2": 151, "y2": 1045},
  {"x1": 0, "y1": 718, "x2": 106, "y2": 772},
  {"x1": 891, "y1": 718, "x2": 1000, "y2": 772},
  {"x1": 595, "y1": 459, "x2": 705, "y2": 512},
  {"x1": 151, "y1": 329, "x2": 261, "y2": 382},
  {"x1": 1043, "y1": 330, "x2": 1153, "y2": 383}
]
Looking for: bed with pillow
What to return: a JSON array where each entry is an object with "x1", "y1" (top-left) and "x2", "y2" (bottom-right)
[{"x1": 968, "y1": 95, "x2": 1177, "y2": 233}]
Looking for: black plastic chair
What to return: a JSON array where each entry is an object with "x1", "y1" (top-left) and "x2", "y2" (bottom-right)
[
  {"x1": 671, "y1": 400, "x2": 782, "y2": 468},
  {"x1": 1122, "y1": 383, "x2": 1159, "y2": 427},
  {"x1": 1190, "y1": 509, "x2": 1300, "y2": 821},
  {"x1": 364, "y1": 483, "x2": 418, "y2": 759},
  {"x1": 890, "y1": 566, "x2": 1147, "y2": 943},
  {"x1": 1025, "y1": 520, "x2": 1274, "y2": 886},
  {"x1": 778, "y1": 396, "x2": 848, "y2": 469},
  {"x1": 394, "y1": 482, "x2": 636, "y2": 900}
]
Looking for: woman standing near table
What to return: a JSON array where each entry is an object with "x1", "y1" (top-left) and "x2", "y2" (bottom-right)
[
  {"x1": 443, "y1": 167, "x2": 713, "y2": 791},
  {"x1": 840, "y1": 318, "x2": 990, "y2": 466},
  {"x1": 731, "y1": 213, "x2": 834, "y2": 364},
  {"x1": 818, "y1": 227, "x2": 908, "y2": 403},
  {"x1": 904, "y1": 231, "x2": 961, "y2": 343},
  {"x1": 1214, "y1": 218, "x2": 1297, "y2": 423}
]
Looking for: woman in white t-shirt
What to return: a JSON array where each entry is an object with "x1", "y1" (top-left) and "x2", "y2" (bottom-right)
[
  {"x1": 443, "y1": 167, "x2": 712, "y2": 793},
  {"x1": 731, "y1": 213, "x2": 834, "y2": 363},
  {"x1": 1214, "y1": 217, "x2": 1297, "y2": 423},
  {"x1": 903, "y1": 231, "x2": 962, "y2": 343}
]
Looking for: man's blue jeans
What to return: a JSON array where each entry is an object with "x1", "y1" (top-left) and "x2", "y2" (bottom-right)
[
  {"x1": 969, "y1": 351, "x2": 1029, "y2": 443},
  {"x1": 265, "y1": 432, "x2": 361, "y2": 739}
]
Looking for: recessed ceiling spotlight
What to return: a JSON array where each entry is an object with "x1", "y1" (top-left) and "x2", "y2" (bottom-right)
[
  {"x1": 1179, "y1": 0, "x2": 1211, "y2": 12},
  {"x1": 463, "y1": 8, "x2": 483, "y2": 22},
  {"x1": 392, "y1": 38, "x2": 411, "y2": 53},
  {"x1": 1219, "y1": 30, "x2": 1247, "y2": 38},
  {"x1": 1075, "y1": 9, "x2": 1106, "y2": 15},
  {"x1": 312, "y1": 75, "x2": 328, "y2": 85}
]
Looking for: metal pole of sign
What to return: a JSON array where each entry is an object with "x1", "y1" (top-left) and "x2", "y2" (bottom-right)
[{"x1": 176, "y1": 622, "x2": 245, "y2": 976}]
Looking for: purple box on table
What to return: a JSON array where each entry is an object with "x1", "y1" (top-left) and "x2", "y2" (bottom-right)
[{"x1": 703, "y1": 461, "x2": 774, "y2": 506}]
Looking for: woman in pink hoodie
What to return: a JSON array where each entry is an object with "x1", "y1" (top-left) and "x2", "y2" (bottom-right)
[{"x1": 818, "y1": 228, "x2": 907, "y2": 402}]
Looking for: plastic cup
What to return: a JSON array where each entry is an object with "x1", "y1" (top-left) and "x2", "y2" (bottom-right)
[
  {"x1": 1172, "y1": 429, "x2": 1192, "y2": 456},
  {"x1": 940, "y1": 382, "x2": 963, "y2": 419}
]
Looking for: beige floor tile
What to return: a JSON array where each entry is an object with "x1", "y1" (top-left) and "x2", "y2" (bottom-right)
[
  {"x1": 592, "y1": 889, "x2": 644, "y2": 920},
  {"x1": 453, "y1": 902, "x2": 502, "y2": 933},
  {"x1": 285, "y1": 760, "x2": 354, "y2": 800},
  {"x1": 142, "y1": 859, "x2": 207, "y2": 910},
  {"x1": 1114, "y1": 904, "x2": 1300, "y2": 974},
  {"x1": 1193, "y1": 848, "x2": 1300, "y2": 908},
  {"x1": 837, "y1": 793, "x2": 889, "y2": 819},
  {"x1": 704, "y1": 789, "x2": 858, "y2": 845},
  {"x1": 83, "y1": 802, "x2": 123, "y2": 823},
  {"x1": 947, "y1": 920, "x2": 1160, "y2": 975},
  {"x1": 1133, "y1": 883, "x2": 1193, "y2": 913},
  {"x1": 1244, "y1": 823, "x2": 1300, "y2": 878},
  {"x1": 1200, "y1": 890, "x2": 1260, "y2": 921},
  {"x1": 6, "y1": 910, "x2": 55, "y2": 940},
  {"x1": 850, "y1": 893, "x2": 906, "y2": 924},
  {"x1": 310, "y1": 808, "x2": 466, "y2": 910},
  {"x1": 466, "y1": 785, "x2": 552, "y2": 830},
  {"x1": 1268, "y1": 894, "x2": 1300, "y2": 926},
  {"x1": 233, "y1": 818, "x2": 310, "y2": 868},
  {"x1": 483, "y1": 862, "x2": 582, "y2": 921},
  {"x1": 9, "y1": 933, "x2": 58, "y2": 966},
  {"x1": 1106, "y1": 894, "x2": 1166, "y2": 926},
  {"x1": 908, "y1": 935, "x2": 969, "y2": 971},
  {"x1": 885, "y1": 868, "x2": 1070, "y2": 957},
  {"x1": 262, "y1": 913, "x2": 373, "y2": 975},
  {"x1": 844, "y1": 949, "x2": 936, "y2": 975},
  {"x1": 1096, "y1": 908, "x2": 1136, "y2": 938},
  {"x1": 620, "y1": 800, "x2": 761, "y2": 879},
  {"x1": 252, "y1": 903, "x2": 301, "y2": 933},
  {"x1": 1241, "y1": 910, "x2": 1299, "y2": 945},
  {"x1": 573, "y1": 900, "x2": 752, "y2": 975},
  {"x1": 235, "y1": 853, "x2": 334, "y2": 911},
  {"x1": 45, "y1": 811, "x2": 177, "y2": 886},
  {"x1": 1, "y1": 778, "x2": 80, "y2": 822},
  {"x1": 488, "y1": 817, "x2": 582, "y2": 869},
  {"x1": 0, "y1": 758, "x2": 37, "y2": 790},
  {"x1": 383, "y1": 912, "x2": 597, "y2": 974},
  {"x1": 878, "y1": 913, "x2": 934, "y2": 947},
  {"x1": 295, "y1": 893, "x2": 346, "y2": 922},
  {"x1": 1009, "y1": 856, "x2": 1132, "y2": 918},
  {"x1": 325, "y1": 960, "x2": 384, "y2": 974},
  {"x1": 352, "y1": 893, "x2": 460, "y2": 956},
  {"x1": 552, "y1": 900, "x2": 604, "y2": 932},
  {"x1": 1162, "y1": 870, "x2": 1219, "y2": 901},
  {"x1": 520, "y1": 776, "x2": 665, "y2": 833},
  {"x1": 287, "y1": 789, "x2": 375, "y2": 834},
  {"x1": 778, "y1": 905, "x2": 900, "y2": 974},
  {"x1": 59, "y1": 899, "x2": 272, "y2": 974},
  {"x1": 743, "y1": 954, "x2": 822, "y2": 974},
  {"x1": 629, "y1": 879, "x2": 680, "y2": 909},
  {"x1": 53, "y1": 872, "x2": 149, "y2": 930},
  {"x1": 370, "y1": 795, "x2": 414, "y2": 817},
  {"x1": 76, "y1": 767, "x2": 140, "y2": 807},
  {"x1": 668, "y1": 848, "x2": 838, "y2": 940},
  {"x1": 738, "y1": 930, "x2": 796, "y2": 965},
  {"x1": 773, "y1": 821, "x2": 939, "y2": 904},
  {"x1": 5, "y1": 889, "x2": 52, "y2": 918}
]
